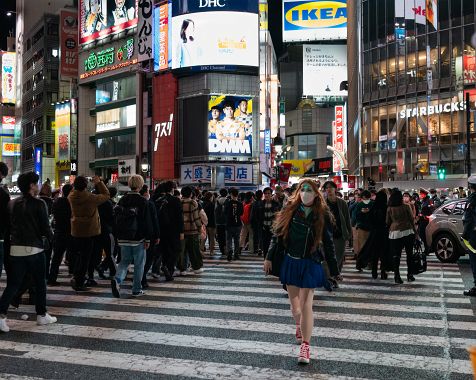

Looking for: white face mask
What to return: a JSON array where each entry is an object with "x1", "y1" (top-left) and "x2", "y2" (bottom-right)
[
  {"x1": 300, "y1": 190, "x2": 316, "y2": 206},
  {"x1": 362, "y1": 199, "x2": 371, "y2": 205},
  {"x1": 348, "y1": 196, "x2": 354, "y2": 201}
]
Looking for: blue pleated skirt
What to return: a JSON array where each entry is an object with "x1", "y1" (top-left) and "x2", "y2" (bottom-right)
[{"x1": 280, "y1": 254, "x2": 326, "y2": 289}]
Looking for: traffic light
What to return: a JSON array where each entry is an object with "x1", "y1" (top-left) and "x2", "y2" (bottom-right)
[{"x1": 437, "y1": 166, "x2": 446, "y2": 180}]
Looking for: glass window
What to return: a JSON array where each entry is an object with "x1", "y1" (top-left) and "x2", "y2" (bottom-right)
[
  {"x1": 377, "y1": 0, "x2": 385, "y2": 42},
  {"x1": 96, "y1": 134, "x2": 136, "y2": 159},
  {"x1": 363, "y1": 0, "x2": 369, "y2": 50},
  {"x1": 439, "y1": 0, "x2": 450, "y2": 29},
  {"x1": 450, "y1": 0, "x2": 462, "y2": 27},
  {"x1": 95, "y1": 76, "x2": 136, "y2": 105},
  {"x1": 453, "y1": 201, "x2": 467, "y2": 215},
  {"x1": 440, "y1": 31, "x2": 450, "y2": 78},
  {"x1": 441, "y1": 203, "x2": 455, "y2": 215},
  {"x1": 463, "y1": 1, "x2": 474, "y2": 25},
  {"x1": 369, "y1": 0, "x2": 377, "y2": 47},
  {"x1": 96, "y1": 104, "x2": 136, "y2": 132}
]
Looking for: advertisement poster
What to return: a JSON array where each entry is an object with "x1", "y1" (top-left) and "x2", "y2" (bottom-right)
[
  {"x1": 34, "y1": 148, "x2": 42, "y2": 181},
  {"x1": 137, "y1": 0, "x2": 153, "y2": 62},
  {"x1": 303, "y1": 44, "x2": 347, "y2": 97},
  {"x1": 79, "y1": 0, "x2": 138, "y2": 45},
  {"x1": 180, "y1": 164, "x2": 253, "y2": 185},
  {"x1": 60, "y1": 10, "x2": 79, "y2": 79},
  {"x1": 2, "y1": 116, "x2": 15, "y2": 130},
  {"x1": 153, "y1": 3, "x2": 172, "y2": 71},
  {"x1": 208, "y1": 95, "x2": 253, "y2": 157},
  {"x1": 283, "y1": 159, "x2": 313, "y2": 177},
  {"x1": 55, "y1": 102, "x2": 71, "y2": 161},
  {"x1": 1, "y1": 52, "x2": 16, "y2": 104},
  {"x1": 171, "y1": 12, "x2": 259, "y2": 70},
  {"x1": 333, "y1": 105, "x2": 345, "y2": 172},
  {"x1": 283, "y1": 0, "x2": 347, "y2": 42}
]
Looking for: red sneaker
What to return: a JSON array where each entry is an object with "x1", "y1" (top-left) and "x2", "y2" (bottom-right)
[
  {"x1": 298, "y1": 342, "x2": 310, "y2": 364},
  {"x1": 295, "y1": 325, "x2": 302, "y2": 344}
]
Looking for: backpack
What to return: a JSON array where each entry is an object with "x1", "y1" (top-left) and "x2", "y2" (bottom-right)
[
  {"x1": 155, "y1": 196, "x2": 171, "y2": 227},
  {"x1": 241, "y1": 202, "x2": 252, "y2": 224},
  {"x1": 113, "y1": 204, "x2": 139, "y2": 240},
  {"x1": 215, "y1": 198, "x2": 227, "y2": 225}
]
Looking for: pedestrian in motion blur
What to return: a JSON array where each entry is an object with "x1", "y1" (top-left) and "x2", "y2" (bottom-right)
[
  {"x1": 0, "y1": 172, "x2": 57, "y2": 333},
  {"x1": 264, "y1": 179, "x2": 339, "y2": 365},
  {"x1": 0, "y1": 161, "x2": 10, "y2": 279}
]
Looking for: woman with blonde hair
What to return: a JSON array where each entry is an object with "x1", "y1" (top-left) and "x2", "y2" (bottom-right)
[{"x1": 264, "y1": 179, "x2": 339, "y2": 365}]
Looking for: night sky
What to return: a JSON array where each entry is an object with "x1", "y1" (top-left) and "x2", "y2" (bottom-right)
[{"x1": 0, "y1": 0, "x2": 16, "y2": 51}]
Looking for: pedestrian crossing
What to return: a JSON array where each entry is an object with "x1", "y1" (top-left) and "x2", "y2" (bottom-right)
[{"x1": 0, "y1": 253, "x2": 474, "y2": 380}]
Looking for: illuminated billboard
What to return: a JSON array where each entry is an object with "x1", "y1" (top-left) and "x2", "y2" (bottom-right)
[
  {"x1": 60, "y1": 10, "x2": 79, "y2": 79},
  {"x1": 208, "y1": 95, "x2": 253, "y2": 158},
  {"x1": 2, "y1": 116, "x2": 15, "y2": 130},
  {"x1": 171, "y1": 0, "x2": 259, "y2": 71},
  {"x1": 303, "y1": 44, "x2": 347, "y2": 97},
  {"x1": 55, "y1": 102, "x2": 71, "y2": 161},
  {"x1": 153, "y1": 3, "x2": 172, "y2": 71},
  {"x1": 79, "y1": 0, "x2": 138, "y2": 45},
  {"x1": 283, "y1": 0, "x2": 347, "y2": 42},
  {"x1": 1, "y1": 52, "x2": 16, "y2": 104}
]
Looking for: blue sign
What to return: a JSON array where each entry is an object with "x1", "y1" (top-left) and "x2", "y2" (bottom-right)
[
  {"x1": 395, "y1": 27, "x2": 405, "y2": 41},
  {"x1": 172, "y1": 0, "x2": 258, "y2": 16},
  {"x1": 34, "y1": 147, "x2": 42, "y2": 182},
  {"x1": 264, "y1": 130, "x2": 271, "y2": 154},
  {"x1": 153, "y1": 3, "x2": 173, "y2": 72}
]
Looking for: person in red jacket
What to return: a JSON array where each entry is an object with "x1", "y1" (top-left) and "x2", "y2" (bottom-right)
[{"x1": 240, "y1": 192, "x2": 254, "y2": 254}]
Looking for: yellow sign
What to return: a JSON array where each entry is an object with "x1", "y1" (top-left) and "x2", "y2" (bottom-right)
[
  {"x1": 283, "y1": 159, "x2": 313, "y2": 176},
  {"x1": 2, "y1": 142, "x2": 20, "y2": 157},
  {"x1": 259, "y1": 3, "x2": 268, "y2": 30}
]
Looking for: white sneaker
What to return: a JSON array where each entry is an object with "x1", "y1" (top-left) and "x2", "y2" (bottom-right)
[
  {"x1": 0, "y1": 317, "x2": 10, "y2": 333},
  {"x1": 180, "y1": 271, "x2": 188, "y2": 276},
  {"x1": 194, "y1": 268, "x2": 204, "y2": 274},
  {"x1": 37, "y1": 313, "x2": 57, "y2": 326}
]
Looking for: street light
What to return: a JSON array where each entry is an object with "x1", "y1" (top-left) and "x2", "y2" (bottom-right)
[{"x1": 6, "y1": 11, "x2": 16, "y2": 16}]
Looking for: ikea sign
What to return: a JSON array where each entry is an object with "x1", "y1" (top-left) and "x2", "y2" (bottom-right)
[{"x1": 283, "y1": 0, "x2": 347, "y2": 42}]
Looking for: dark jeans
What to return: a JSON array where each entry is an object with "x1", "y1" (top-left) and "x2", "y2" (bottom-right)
[
  {"x1": 469, "y1": 251, "x2": 476, "y2": 287},
  {"x1": 48, "y1": 232, "x2": 71, "y2": 282},
  {"x1": 216, "y1": 225, "x2": 226, "y2": 255},
  {"x1": 142, "y1": 242, "x2": 158, "y2": 283},
  {"x1": 0, "y1": 252, "x2": 47, "y2": 316},
  {"x1": 0, "y1": 241, "x2": 4, "y2": 278},
  {"x1": 179, "y1": 235, "x2": 203, "y2": 271},
  {"x1": 97, "y1": 232, "x2": 116, "y2": 276},
  {"x1": 72, "y1": 237, "x2": 94, "y2": 287},
  {"x1": 158, "y1": 235, "x2": 181, "y2": 274},
  {"x1": 261, "y1": 226, "x2": 273, "y2": 257},
  {"x1": 391, "y1": 234, "x2": 415, "y2": 275},
  {"x1": 226, "y1": 226, "x2": 241, "y2": 255},
  {"x1": 252, "y1": 224, "x2": 262, "y2": 253},
  {"x1": 418, "y1": 221, "x2": 429, "y2": 254}
]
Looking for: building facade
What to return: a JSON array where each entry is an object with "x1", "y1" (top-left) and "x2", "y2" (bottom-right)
[{"x1": 360, "y1": 0, "x2": 476, "y2": 188}]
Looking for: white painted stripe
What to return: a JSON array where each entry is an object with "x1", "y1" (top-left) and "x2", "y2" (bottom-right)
[
  {"x1": 48, "y1": 286, "x2": 472, "y2": 305},
  {"x1": 41, "y1": 294, "x2": 476, "y2": 330},
  {"x1": 0, "y1": 375, "x2": 45, "y2": 380},
  {"x1": 43, "y1": 289, "x2": 474, "y2": 316},
  {"x1": 4, "y1": 323, "x2": 472, "y2": 375},
  {"x1": 14, "y1": 305, "x2": 476, "y2": 350},
  {"x1": 0, "y1": 340, "x2": 368, "y2": 380}
]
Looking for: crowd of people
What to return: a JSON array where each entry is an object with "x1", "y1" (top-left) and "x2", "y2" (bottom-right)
[{"x1": 0, "y1": 159, "x2": 475, "y2": 365}]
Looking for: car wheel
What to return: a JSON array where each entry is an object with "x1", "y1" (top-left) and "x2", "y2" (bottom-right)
[{"x1": 433, "y1": 233, "x2": 460, "y2": 263}]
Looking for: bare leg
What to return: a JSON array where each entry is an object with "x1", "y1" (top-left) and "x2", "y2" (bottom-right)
[
  {"x1": 299, "y1": 287, "x2": 315, "y2": 343},
  {"x1": 287, "y1": 285, "x2": 302, "y2": 325}
]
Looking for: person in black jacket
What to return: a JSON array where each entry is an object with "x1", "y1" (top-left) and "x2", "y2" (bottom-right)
[
  {"x1": 111, "y1": 175, "x2": 154, "y2": 297},
  {"x1": 156, "y1": 181, "x2": 184, "y2": 279},
  {"x1": 0, "y1": 162, "x2": 10, "y2": 279},
  {"x1": 140, "y1": 184, "x2": 160, "y2": 288},
  {"x1": 260, "y1": 187, "x2": 281, "y2": 258},
  {"x1": 250, "y1": 190, "x2": 263, "y2": 255},
  {"x1": 214, "y1": 188, "x2": 228, "y2": 257},
  {"x1": 0, "y1": 172, "x2": 57, "y2": 333},
  {"x1": 47, "y1": 184, "x2": 73, "y2": 286},
  {"x1": 202, "y1": 192, "x2": 216, "y2": 255},
  {"x1": 224, "y1": 188, "x2": 244, "y2": 261}
]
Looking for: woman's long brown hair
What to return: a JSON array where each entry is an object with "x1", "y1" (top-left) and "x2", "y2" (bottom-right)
[{"x1": 273, "y1": 179, "x2": 329, "y2": 246}]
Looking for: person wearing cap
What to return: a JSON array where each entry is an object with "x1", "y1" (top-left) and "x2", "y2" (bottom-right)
[
  {"x1": 462, "y1": 175, "x2": 476, "y2": 297},
  {"x1": 418, "y1": 188, "x2": 433, "y2": 255},
  {"x1": 429, "y1": 189, "x2": 441, "y2": 209},
  {"x1": 0, "y1": 162, "x2": 10, "y2": 279}
]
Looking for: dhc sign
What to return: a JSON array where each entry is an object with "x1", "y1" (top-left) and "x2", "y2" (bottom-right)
[{"x1": 283, "y1": 0, "x2": 347, "y2": 42}]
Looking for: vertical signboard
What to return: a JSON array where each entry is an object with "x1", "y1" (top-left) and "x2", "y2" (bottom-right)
[
  {"x1": 264, "y1": 129, "x2": 271, "y2": 154},
  {"x1": 152, "y1": 72, "x2": 178, "y2": 180},
  {"x1": 60, "y1": 10, "x2": 79, "y2": 79},
  {"x1": 1, "y1": 52, "x2": 16, "y2": 104},
  {"x1": 333, "y1": 105, "x2": 344, "y2": 172},
  {"x1": 55, "y1": 102, "x2": 71, "y2": 161},
  {"x1": 2, "y1": 116, "x2": 15, "y2": 130},
  {"x1": 34, "y1": 148, "x2": 42, "y2": 182},
  {"x1": 137, "y1": 0, "x2": 153, "y2": 62},
  {"x1": 154, "y1": 2, "x2": 171, "y2": 71}
]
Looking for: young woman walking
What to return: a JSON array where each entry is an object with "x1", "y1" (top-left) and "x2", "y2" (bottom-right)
[{"x1": 264, "y1": 179, "x2": 339, "y2": 364}]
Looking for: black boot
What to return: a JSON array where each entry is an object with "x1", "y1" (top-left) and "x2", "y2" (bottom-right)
[
  {"x1": 463, "y1": 287, "x2": 476, "y2": 297},
  {"x1": 407, "y1": 274, "x2": 415, "y2": 282},
  {"x1": 380, "y1": 270, "x2": 388, "y2": 280},
  {"x1": 227, "y1": 251, "x2": 233, "y2": 262},
  {"x1": 393, "y1": 256, "x2": 403, "y2": 284},
  {"x1": 234, "y1": 248, "x2": 241, "y2": 260}
]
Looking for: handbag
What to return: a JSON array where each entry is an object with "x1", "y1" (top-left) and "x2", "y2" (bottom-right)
[
  {"x1": 267, "y1": 237, "x2": 285, "y2": 278},
  {"x1": 411, "y1": 238, "x2": 427, "y2": 274}
]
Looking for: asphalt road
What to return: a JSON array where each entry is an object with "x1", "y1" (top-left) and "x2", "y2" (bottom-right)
[{"x1": 0, "y1": 252, "x2": 475, "y2": 380}]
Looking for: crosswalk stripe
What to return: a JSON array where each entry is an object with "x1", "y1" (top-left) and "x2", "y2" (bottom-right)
[
  {"x1": 3, "y1": 323, "x2": 473, "y2": 375},
  {"x1": 45, "y1": 286, "x2": 474, "y2": 316},
  {"x1": 0, "y1": 340, "x2": 368, "y2": 380}
]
